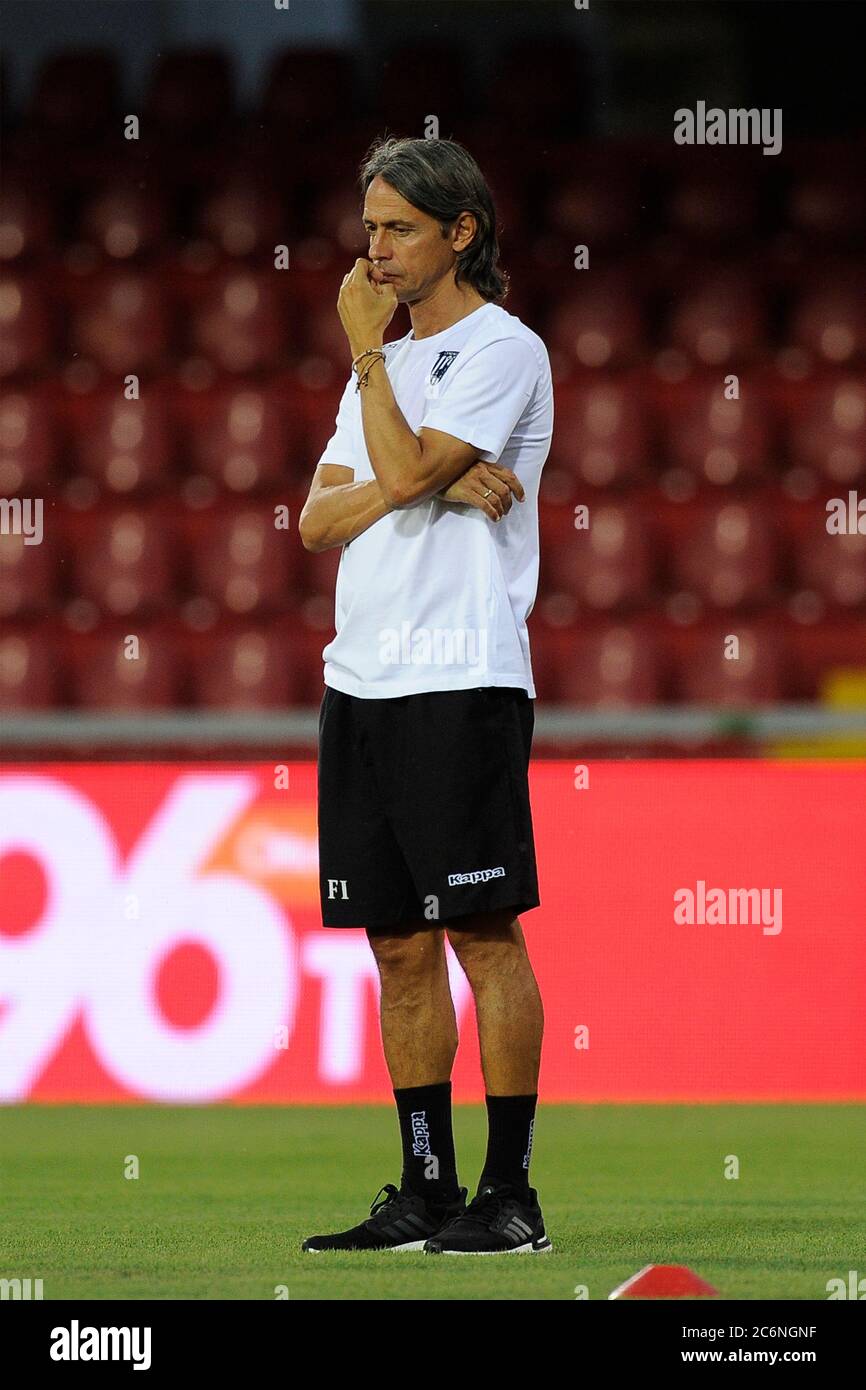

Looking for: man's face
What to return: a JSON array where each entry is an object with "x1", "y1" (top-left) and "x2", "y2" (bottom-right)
[{"x1": 362, "y1": 175, "x2": 469, "y2": 304}]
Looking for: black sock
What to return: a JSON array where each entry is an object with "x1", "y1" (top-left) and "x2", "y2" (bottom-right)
[
  {"x1": 393, "y1": 1081, "x2": 460, "y2": 1202},
  {"x1": 479, "y1": 1093, "x2": 537, "y2": 1193}
]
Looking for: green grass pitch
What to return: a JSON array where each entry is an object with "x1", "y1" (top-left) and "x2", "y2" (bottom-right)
[{"x1": 1, "y1": 1104, "x2": 863, "y2": 1300}]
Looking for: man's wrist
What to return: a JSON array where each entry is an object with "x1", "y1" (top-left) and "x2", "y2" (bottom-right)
[
  {"x1": 349, "y1": 340, "x2": 384, "y2": 362},
  {"x1": 351, "y1": 346, "x2": 386, "y2": 392}
]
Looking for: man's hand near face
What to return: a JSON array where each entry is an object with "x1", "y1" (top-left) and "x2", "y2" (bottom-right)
[{"x1": 337, "y1": 258, "x2": 398, "y2": 358}]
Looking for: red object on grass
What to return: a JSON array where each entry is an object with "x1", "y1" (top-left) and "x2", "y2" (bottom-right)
[{"x1": 609, "y1": 1264, "x2": 719, "y2": 1300}]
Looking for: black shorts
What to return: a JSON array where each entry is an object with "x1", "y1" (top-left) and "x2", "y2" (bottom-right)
[{"x1": 317, "y1": 684, "x2": 540, "y2": 932}]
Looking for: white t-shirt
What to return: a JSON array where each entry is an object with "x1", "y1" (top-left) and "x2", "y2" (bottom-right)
[{"x1": 316, "y1": 300, "x2": 553, "y2": 699}]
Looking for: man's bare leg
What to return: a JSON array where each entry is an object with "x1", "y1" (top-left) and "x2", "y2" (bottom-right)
[
  {"x1": 421, "y1": 908, "x2": 552, "y2": 1252},
  {"x1": 445, "y1": 908, "x2": 543, "y2": 1094},
  {"x1": 367, "y1": 924, "x2": 457, "y2": 1087},
  {"x1": 366, "y1": 923, "x2": 462, "y2": 1204}
]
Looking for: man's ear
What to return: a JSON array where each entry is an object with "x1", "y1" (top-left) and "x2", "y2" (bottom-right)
[{"x1": 452, "y1": 211, "x2": 477, "y2": 254}]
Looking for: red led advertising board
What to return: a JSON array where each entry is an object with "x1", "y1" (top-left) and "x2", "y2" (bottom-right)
[{"x1": 1, "y1": 762, "x2": 863, "y2": 1102}]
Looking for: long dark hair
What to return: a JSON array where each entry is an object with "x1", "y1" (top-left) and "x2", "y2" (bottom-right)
[{"x1": 359, "y1": 136, "x2": 509, "y2": 304}]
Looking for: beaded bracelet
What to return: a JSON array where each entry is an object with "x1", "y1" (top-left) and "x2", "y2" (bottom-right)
[{"x1": 352, "y1": 348, "x2": 386, "y2": 391}]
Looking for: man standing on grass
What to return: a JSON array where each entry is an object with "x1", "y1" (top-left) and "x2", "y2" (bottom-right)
[{"x1": 299, "y1": 136, "x2": 553, "y2": 1255}]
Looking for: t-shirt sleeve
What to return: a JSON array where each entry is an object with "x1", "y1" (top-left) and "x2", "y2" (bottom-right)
[
  {"x1": 420, "y1": 336, "x2": 540, "y2": 462},
  {"x1": 316, "y1": 374, "x2": 358, "y2": 471}
]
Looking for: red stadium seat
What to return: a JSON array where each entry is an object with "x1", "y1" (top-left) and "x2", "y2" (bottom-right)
[
  {"x1": 68, "y1": 626, "x2": 181, "y2": 709},
  {"x1": 181, "y1": 382, "x2": 298, "y2": 494},
  {"x1": 663, "y1": 169, "x2": 758, "y2": 245},
  {"x1": 784, "y1": 376, "x2": 866, "y2": 488},
  {"x1": 302, "y1": 296, "x2": 355, "y2": 373},
  {"x1": 291, "y1": 610, "x2": 336, "y2": 701},
  {"x1": 188, "y1": 269, "x2": 287, "y2": 375},
  {"x1": 78, "y1": 183, "x2": 168, "y2": 262},
  {"x1": 68, "y1": 269, "x2": 170, "y2": 376},
  {"x1": 195, "y1": 179, "x2": 285, "y2": 260},
  {"x1": 788, "y1": 266, "x2": 866, "y2": 366},
  {"x1": 0, "y1": 272, "x2": 54, "y2": 378},
  {"x1": 542, "y1": 500, "x2": 654, "y2": 612},
  {"x1": 785, "y1": 159, "x2": 866, "y2": 245},
  {"x1": 299, "y1": 544, "x2": 342, "y2": 602},
  {"x1": 547, "y1": 272, "x2": 645, "y2": 372},
  {"x1": 522, "y1": 622, "x2": 562, "y2": 702},
  {"x1": 786, "y1": 620, "x2": 866, "y2": 699},
  {"x1": 792, "y1": 518, "x2": 866, "y2": 610},
  {"x1": 305, "y1": 187, "x2": 369, "y2": 261},
  {"x1": 67, "y1": 507, "x2": 175, "y2": 617},
  {"x1": 666, "y1": 270, "x2": 766, "y2": 367},
  {"x1": 185, "y1": 504, "x2": 299, "y2": 616},
  {"x1": 0, "y1": 625, "x2": 57, "y2": 709},
  {"x1": 0, "y1": 180, "x2": 54, "y2": 262},
  {"x1": 0, "y1": 386, "x2": 58, "y2": 493},
  {"x1": 658, "y1": 376, "x2": 772, "y2": 490},
  {"x1": 483, "y1": 173, "x2": 531, "y2": 255},
  {"x1": 0, "y1": 526, "x2": 55, "y2": 618},
  {"x1": 189, "y1": 624, "x2": 305, "y2": 709},
  {"x1": 67, "y1": 385, "x2": 175, "y2": 495},
  {"x1": 671, "y1": 624, "x2": 785, "y2": 705},
  {"x1": 555, "y1": 623, "x2": 662, "y2": 706},
  {"x1": 291, "y1": 377, "x2": 346, "y2": 466},
  {"x1": 544, "y1": 173, "x2": 641, "y2": 248},
  {"x1": 667, "y1": 499, "x2": 778, "y2": 610},
  {"x1": 546, "y1": 375, "x2": 649, "y2": 490}
]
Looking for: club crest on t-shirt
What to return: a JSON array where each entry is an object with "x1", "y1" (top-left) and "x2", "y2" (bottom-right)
[{"x1": 428, "y1": 350, "x2": 459, "y2": 385}]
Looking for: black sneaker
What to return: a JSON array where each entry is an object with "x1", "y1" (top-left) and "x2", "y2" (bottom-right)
[
  {"x1": 423, "y1": 1182, "x2": 552, "y2": 1255},
  {"x1": 302, "y1": 1183, "x2": 467, "y2": 1252}
]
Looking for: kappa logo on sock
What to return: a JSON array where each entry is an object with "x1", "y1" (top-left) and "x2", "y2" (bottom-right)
[
  {"x1": 522, "y1": 1118, "x2": 535, "y2": 1170},
  {"x1": 410, "y1": 1111, "x2": 432, "y2": 1157},
  {"x1": 410, "y1": 1112, "x2": 440, "y2": 1179}
]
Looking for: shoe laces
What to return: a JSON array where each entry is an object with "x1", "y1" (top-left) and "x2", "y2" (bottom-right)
[
  {"x1": 366, "y1": 1178, "x2": 428, "y2": 1223},
  {"x1": 369, "y1": 1184, "x2": 403, "y2": 1217},
  {"x1": 462, "y1": 1184, "x2": 517, "y2": 1229}
]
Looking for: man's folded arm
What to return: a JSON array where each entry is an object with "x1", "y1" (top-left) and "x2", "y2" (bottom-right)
[
  {"x1": 298, "y1": 463, "x2": 395, "y2": 552},
  {"x1": 390, "y1": 428, "x2": 483, "y2": 507},
  {"x1": 299, "y1": 433, "x2": 487, "y2": 551},
  {"x1": 359, "y1": 337, "x2": 538, "y2": 507}
]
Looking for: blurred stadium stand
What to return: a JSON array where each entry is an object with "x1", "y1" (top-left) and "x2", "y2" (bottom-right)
[{"x1": 0, "y1": 34, "x2": 865, "y2": 749}]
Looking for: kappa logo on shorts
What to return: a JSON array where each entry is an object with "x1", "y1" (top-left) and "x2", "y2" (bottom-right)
[{"x1": 447, "y1": 866, "x2": 506, "y2": 886}]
